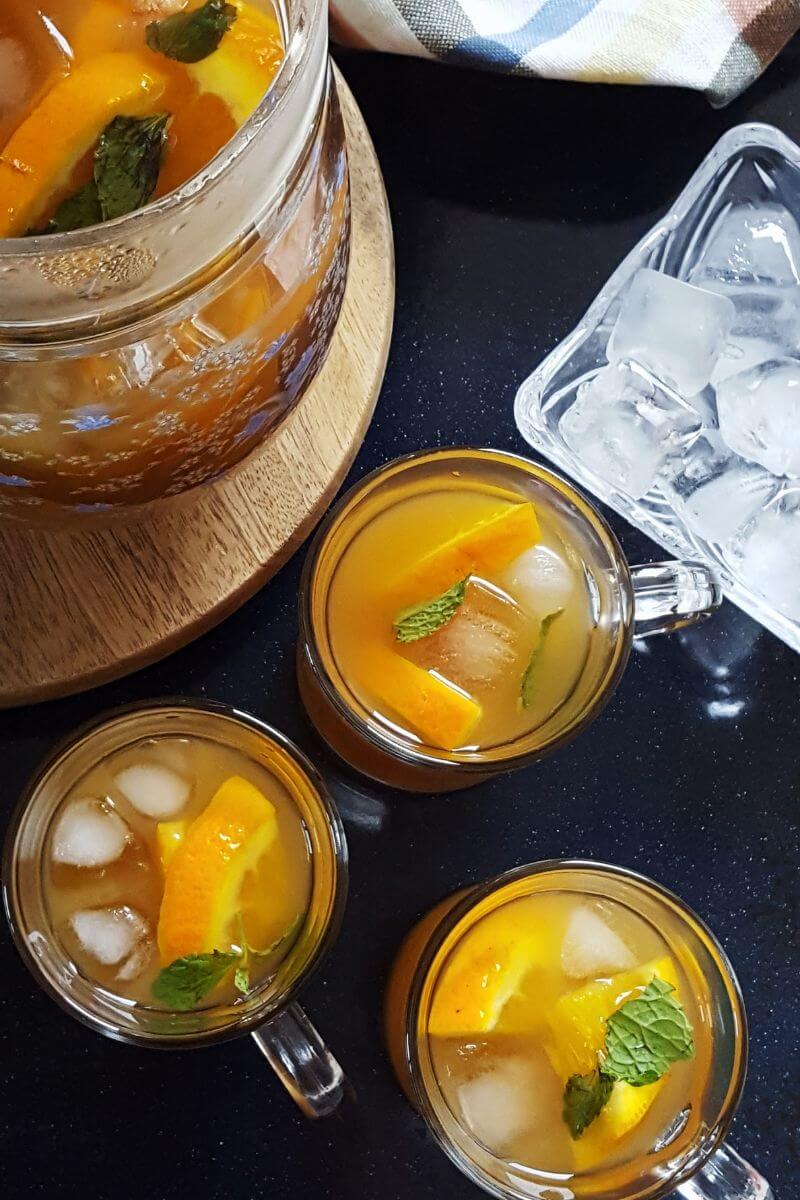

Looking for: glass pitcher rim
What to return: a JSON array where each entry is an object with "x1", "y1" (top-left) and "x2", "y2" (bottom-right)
[
  {"x1": 1, "y1": 696, "x2": 349, "y2": 1049},
  {"x1": 0, "y1": 0, "x2": 324, "y2": 258},
  {"x1": 402, "y1": 858, "x2": 749, "y2": 1200},
  {"x1": 298, "y1": 446, "x2": 636, "y2": 775}
]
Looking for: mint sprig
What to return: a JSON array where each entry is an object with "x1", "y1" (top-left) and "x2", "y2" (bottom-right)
[
  {"x1": 520, "y1": 608, "x2": 563, "y2": 709},
  {"x1": 146, "y1": 0, "x2": 238, "y2": 63},
  {"x1": 603, "y1": 977, "x2": 695, "y2": 1086},
  {"x1": 36, "y1": 114, "x2": 169, "y2": 235},
  {"x1": 152, "y1": 912, "x2": 304, "y2": 1010},
  {"x1": 563, "y1": 1066, "x2": 613, "y2": 1140},
  {"x1": 561, "y1": 975, "x2": 694, "y2": 1139},
  {"x1": 393, "y1": 577, "x2": 468, "y2": 644}
]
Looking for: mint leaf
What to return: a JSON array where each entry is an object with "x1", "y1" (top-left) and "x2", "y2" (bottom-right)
[
  {"x1": 393, "y1": 577, "x2": 468, "y2": 644},
  {"x1": 146, "y1": 0, "x2": 237, "y2": 62},
  {"x1": 41, "y1": 182, "x2": 103, "y2": 234},
  {"x1": 603, "y1": 976, "x2": 695, "y2": 1086},
  {"x1": 520, "y1": 608, "x2": 563, "y2": 708},
  {"x1": 94, "y1": 114, "x2": 169, "y2": 221},
  {"x1": 563, "y1": 1066, "x2": 613, "y2": 1139},
  {"x1": 233, "y1": 964, "x2": 250, "y2": 996},
  {"x1": 152, "y1": 949, "x2": 240, "y2": 1011}
]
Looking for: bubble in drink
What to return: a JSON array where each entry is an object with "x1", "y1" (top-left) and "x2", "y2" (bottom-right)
[
  {"x1": 608, "y1": 268, "x2": 734, "y2": 395},
  {"x1": 457, "y1": 1059, "x2": 549, "y2": 1153},
  {"x1": 560, "y1": 363, "x2": 698, "y2": 500},
  {"x1": 717, "y1": 358, "x2": 800, "y2": 477},
  {"x1": 690, "y1": 204, "x2": 800, "y2": 288},
  {"x1": 403, "y1": 578, "x2": 529, "y2": 693},
  {"x1": 733, "y1": 503, "x2": 800, "y2": 619},
  {"x1": 560, "y1": 905, "x2": 635, "y2": 980},
  {"x1": 52, "y1": 798, "x2": 130, "y2": 868},
  {"x1": 114, "y1": 762, "x2": 191, "y2": 820},
  {"x1": 500, "y1": 545, "x2": 575, "y2": 617},
  {"x1": 70, "y1": 906, "x2": 151, "y2": 974}
]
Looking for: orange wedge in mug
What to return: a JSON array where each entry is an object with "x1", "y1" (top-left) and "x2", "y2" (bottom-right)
[
  {"x1": 0, "y1": 52, "x2": 167, "y2": 236},
  {"x1": 157, "y1": 775, "x2": 279, "y2": 964}
]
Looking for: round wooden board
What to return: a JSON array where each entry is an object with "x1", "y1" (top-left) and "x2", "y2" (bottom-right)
[{"x1": 0, "y1": 73, "x2": 394, "y2": 709}]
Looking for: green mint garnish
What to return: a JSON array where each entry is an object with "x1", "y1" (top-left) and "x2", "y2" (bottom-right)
[
  {"x1": 152, "y1": 912, "x2": 304, "y2": 1011},
  {"x1": 393, "y1": 577, "x2": 468, "y2": 644},
  {"x1": 146, "y1": 0, "x2": 238, "y2": 63},
  {"x1": 520, "y1": 608, "x2": 563, "y2": 708},
  {"x1": 94, "y1": 114, "x2": 170, "y2": 221},
  {"x1": 603, "y1": 976, "x2": 695, "y2": 1086},
  {"x1": 41, "y1": 181, "x2": 103, "y2": 234},
  {"x1": 152, "y1": 949, "x2": 240, "y2": 1011},
  {"x1": 563, "y1": 1065, "x2": 613, "y2": 1140},
  {"x1": 562, "y1": 975, "x2": 694, "y2": 1139}
]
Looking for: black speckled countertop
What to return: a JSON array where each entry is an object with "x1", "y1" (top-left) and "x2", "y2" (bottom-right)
[{"x1": 1, "y1": 46, "x2": 799, "y2": 1199}]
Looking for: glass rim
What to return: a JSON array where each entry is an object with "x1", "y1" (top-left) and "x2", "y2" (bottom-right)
[
  {"x1": 298, "y1": 446, "x2": 635, "y2": 775},
  {"x1": 1, "y1": 696, "x2": 348, "y2": 1049},
  {"x1": 0, "y1": 0, "x2": 323, "y2": 259},
  {"x1": 402, "y1": 858, "x2": 749, "y2": 1200}
]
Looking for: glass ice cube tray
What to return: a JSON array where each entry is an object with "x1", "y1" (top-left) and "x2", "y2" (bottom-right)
[{"x1": 515, "y1": 122, "x2": 800, "y2": 655}]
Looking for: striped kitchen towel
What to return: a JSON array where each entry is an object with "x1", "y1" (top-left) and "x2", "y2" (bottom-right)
[{"x1": 330, "y1": 0, "x2": 800, "y2": 105}]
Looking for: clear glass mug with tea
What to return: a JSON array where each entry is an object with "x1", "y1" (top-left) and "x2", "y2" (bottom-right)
[
  {"x1": 385, "y1": 860, "x2": 773, "y2": 1200},
  {"x1": 297, "y1": 448, "x2": 722, "y2": 791},
  {"x1": 0, "y1": 0, "x2": 349, "y2": 523},
  {"x1": 2, "y1": 701, "x2": 349, "y2": 1117}
]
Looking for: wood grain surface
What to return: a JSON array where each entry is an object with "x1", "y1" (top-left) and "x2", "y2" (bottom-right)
[{"x1": 0, "y1": 72, "x2": 394, "y2": 708}]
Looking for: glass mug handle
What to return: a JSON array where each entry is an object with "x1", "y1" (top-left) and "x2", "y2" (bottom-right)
[
  {"x1": 250, "y1": 1001, "x2": 347, "y2": 1118},
  {"x1": 629, "y1": 560, "x2": 723, "y2": 637},
  {"x1": 675, "y1": 1142, "x2": 774, "y2": 1199}
]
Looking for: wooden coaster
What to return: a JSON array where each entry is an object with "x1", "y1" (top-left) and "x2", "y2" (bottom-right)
[{"x1": 0, "y1": 73, "x2": 394, "y2": 709}]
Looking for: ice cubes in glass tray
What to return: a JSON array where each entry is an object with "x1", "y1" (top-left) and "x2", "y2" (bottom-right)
[{"x1": 515, "y1": 123, "x2": 800, "y2": 653}]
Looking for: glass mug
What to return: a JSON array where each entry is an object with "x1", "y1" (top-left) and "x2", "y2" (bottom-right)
[
  {"x1": 385, "y1": 860, "x2": 773, "y2": 1200},
  {"x1": 2, "y1": 701, "x2": 349, "y2": 1118},
  {"x1": 0, "y1": 0, "x2": 349, "y2": 524},
  {"x1": 297, "y1": 448, "x2": 722, "y2": 792}
]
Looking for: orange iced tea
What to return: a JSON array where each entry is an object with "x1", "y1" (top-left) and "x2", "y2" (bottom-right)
[
  {"x1": 45, "y1": 731, "x2": 311, "y2": 1008},
  {"x1": 298, "y1": 450, "x2": 636, "y2": 790},
  {"x1": 386, "y1": 863, "x2": 747, "y2": 1199},
  {"x1": 0, "y1": 1, "x2": 350, "y2": 517}
]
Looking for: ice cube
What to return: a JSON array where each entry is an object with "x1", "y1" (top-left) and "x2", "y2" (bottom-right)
[
  {"x1": 717, "y1": 358, "x2": 800, "y2": 477},
  {"x1": 663, "y1": 433, "x2": 778, "y2": 545},
  {"x1": 114, "y1": 762, "x2": 191, "y2": 819},
  {"x1": 732, "y1": 501, "x2": 800, "y2": 619},
  {"x1": 499, "y1": 545, "x2": 575, "y2": 617},
  {"x1": 70, "y1": 906, "x2": 150, "y2": 974},
  {"x1": 458, "y1": 1059, "x2": 550, "y2": 1154},
  {"x1": 560, "y1": 907, "x2": 636, "y2": 980},
  {"x1": 52, "y1": 799, "x2": 130, "y2": 868},
  {"x1": 608, "y1": 268, "x2": 734, "y2": 395},
  {"x1": 403, "y1": 578, "x2": 529, "y2": 693},
  {"x1": 560, "y1": 363, "x2": 698, "y2": 500},
  {"x1": 689, "y1": 204, "x2": 800, "y2": 288},
  {"x1": 711, "y1": 336, "x2": 785, "y2": 387}
]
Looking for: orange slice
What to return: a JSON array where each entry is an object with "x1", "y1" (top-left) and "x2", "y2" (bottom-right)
[
  {"x1": 0, "y1": 52, "x2": 167, "y2": 236},
  {"x1": 188, "y1": 1, "x2": 284, "y2": 127},
  {"x1": 155, "y1": 819, "x2": 190, "y2": 874},
  {"x1": 157, "y1": 775, "x2": 278, "y2": 965},
  {"x1": 362, "y1": 647, "x2": 481, "y2": 750},
  {"x1": 429, "y1": 899, "x2": 565, "y2": 1037},
  {"x1": 396, "y1": 502, "x2": 540, "y2": 599}
]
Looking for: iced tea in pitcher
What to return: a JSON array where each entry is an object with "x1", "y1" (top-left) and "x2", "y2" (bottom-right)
[{"x1": 0, "y1": 0, "x2": 349, "y2": 518}]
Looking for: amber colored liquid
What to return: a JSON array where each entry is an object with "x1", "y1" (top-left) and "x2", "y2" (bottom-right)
[
  {"x1": 44, "y1": 734, "x2": 312, "y2": 1007},
  {"x1": 325, "y1": 470, "x2": 593, "y2": 751},
  {"x1": 386, "y1": 884, "x2": 714, "y2": 1194},
  {"x1": 0, "y1": 1, "x2": 350, "y2": 518}
]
